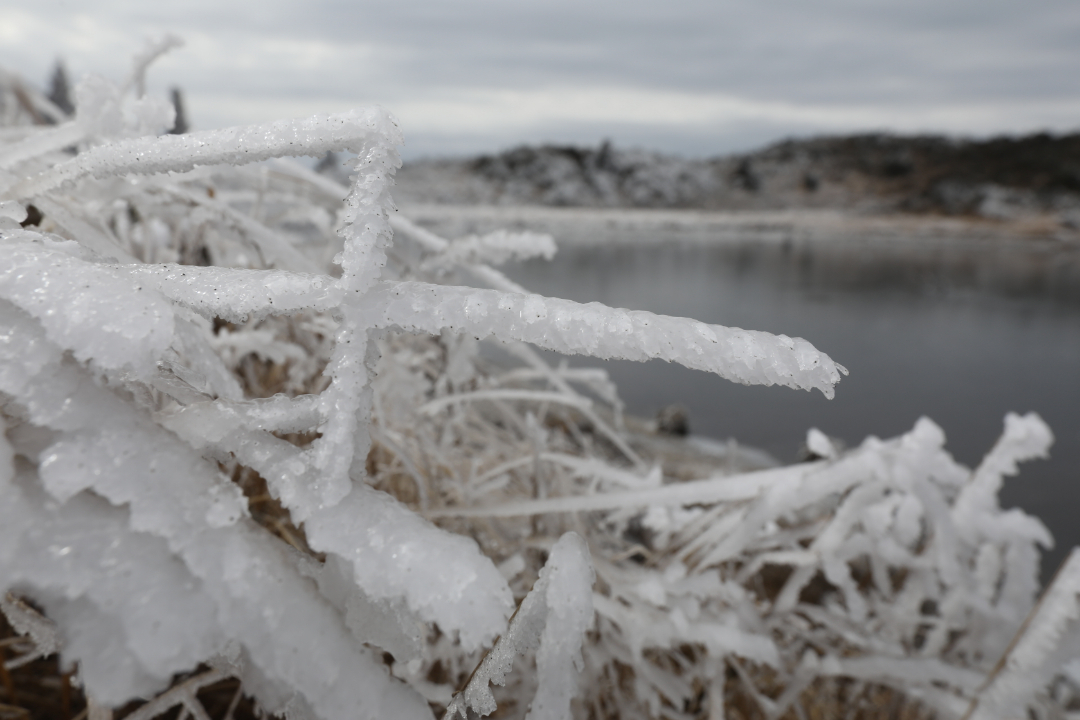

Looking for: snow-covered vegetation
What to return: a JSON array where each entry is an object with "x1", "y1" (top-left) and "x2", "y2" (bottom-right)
[
  {"x1": 1, "y1": 42, "x2": 1079, "y2": 720},
  {"x1": 391, "y1": 136, "x2": 1080, "y2": 230}
]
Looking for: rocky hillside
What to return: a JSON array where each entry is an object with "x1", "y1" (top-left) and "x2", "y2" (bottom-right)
[{"x1": 384, "y1": 132, "x2": 1080, "y2": 224}]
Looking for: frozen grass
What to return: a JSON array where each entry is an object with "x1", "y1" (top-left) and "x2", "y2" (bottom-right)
[{"x1": 1, "y1": 46, "x2": 1078, "y2": 720}]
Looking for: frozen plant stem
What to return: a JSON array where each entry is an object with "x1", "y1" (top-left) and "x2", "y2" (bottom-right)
[{"x1": 444, "y1": 533, "x2": 595, "y2": 720}]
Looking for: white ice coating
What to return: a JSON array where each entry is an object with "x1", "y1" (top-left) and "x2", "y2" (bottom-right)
[
  {"x1": 124, "y1": 35, "x2": 184, "y2": 98},
  {"x1": 157, "y1": 184, "x2": 323, "y2": 273},
  {"x1": 527, "y1": 533, "x2": 596, "y2": 720},
  {"x1": 158, "y1": 394, "x2": 325, "y2": 438},
  {"x1": 11, "y1": 107, "x2": 403, "y2": 199},
  {"x1": 115, "y1": 263, "x2": 342, "y2": 323},
  {"x1": 0, "y1": 588, "x2": 60, "y2": 668},
  {"x1": 0, "y1": 238, "x2": 175, "y2": 378},
  {"x1": 152, "y1": 379, "x2": 515, "y2": 652},
  {"x1": 173, "y1": 316, "x2": 246, "y2": 401},
  {"x1": 429, "y1": 412, "x2": 1060, "y2": 718},
  {"x1": 281, "y1": 117, "x2": 400, "y2": 516},
  {"x1": 305, "y1": 484, "x2": 516, "y2": 651},
  {"x1": 153, "y1": 386, "x2": 516, "y2": 647},
  {"x1": 0, "y1": 471, "x2": 222, "y2": 704},
  {"x1": 72, "y1": 74, "x2": 173, "y2": 142},
  {"x1": 0, "y1": 304, "x2": 431, "y2": 720},
  {"x1": 445, "y1": 532, "x2": 595, "y2": 720},
  {"x1": 156, "y1": 392, "x2": 516, "y2": 650},
  {"x1": 954, "y1": 412, "x2": 1054, "y2": 543},
  {"x1": 301, "y1": 554, "x2": 427, "y2": 662},
  {"x1": 364, "y1": 281, "x2": 847, "y2": 397},
  {"x1": 591, "y1": 593, "x2": 780, "y2": 667},
  {"x1": 970, "y1": 548, "x2": 1080, "y2": 720},
  {"x1": 421, "y1": 229, "x2": 558, "y2": 272},
  {"x1": 0, "y1": 121, "x2": 83, "y2": 170}
]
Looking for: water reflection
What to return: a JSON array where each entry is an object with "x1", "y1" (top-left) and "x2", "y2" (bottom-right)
[{"x1": 498, "y1": 235, "x2": 1080, "y2": 580}]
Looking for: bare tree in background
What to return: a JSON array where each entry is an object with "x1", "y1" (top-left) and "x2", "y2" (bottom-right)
[
  {"x1": 169, "y1": 86, "x2": 188, "y2": 134},
  {"x1": 46, "y1": 60, "x2": 74, "y2": 117}
]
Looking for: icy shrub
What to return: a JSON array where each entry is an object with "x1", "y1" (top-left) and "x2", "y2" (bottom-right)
[{"x1": 0, "y1": 46, "x2": 1078, "y2": 720}]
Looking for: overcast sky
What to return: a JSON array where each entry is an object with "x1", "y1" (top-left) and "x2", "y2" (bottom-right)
[{"x1": 2, "y1": 0, "x2": 1079, "y2": 159}]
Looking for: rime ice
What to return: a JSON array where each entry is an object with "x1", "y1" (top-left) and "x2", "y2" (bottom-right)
[{"x1": 1, "y1": 48, "x2": 1074, "y2": 720}]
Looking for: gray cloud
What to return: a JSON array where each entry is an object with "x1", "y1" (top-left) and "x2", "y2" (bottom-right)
[{"x1": 1, "y1": 0, "x2": 1078, "y2": 157}]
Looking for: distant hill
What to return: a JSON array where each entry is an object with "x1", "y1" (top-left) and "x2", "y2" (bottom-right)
[{"x1": 384, "y1": 132, "x2": 1080, "y2": 224}]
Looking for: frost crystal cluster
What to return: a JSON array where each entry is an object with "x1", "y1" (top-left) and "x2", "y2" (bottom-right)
[{"x1": 0, "y1": 47, "x2": 1078, "y2": 720}]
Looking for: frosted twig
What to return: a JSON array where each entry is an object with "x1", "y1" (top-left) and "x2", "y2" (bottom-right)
[
  {"x1": 113, "y1": 264, "x2": 343, "y2": 323},
  {"x1": 444, "y1": 533, "x2": 594, "y2": 720},
  {"x1": 426, "y1": 462, "x2": 804, "y2": 518},
  {"x1": 121, "y1": 668, "x2": 229, "y2": 720},
  {"x1": 365, "y1": 281, "x2": 847, "y2": 397},
  {"x1": 9, "y1": 108, "x2": 402, "y2": 199},
  {"x1": 32, "y1": 196, "x2": 140, "y2": 262},
  {"x1": 0, "y1": 593, "x2": 60, "y2": 669},
  {"x1": 123, "y1": 35, "x2": 184, "y2": 98},
  {"x1": 419, "y1": 389, "x2": 593, "y2": 416},
  {"x1": 419, "y1": 230, "x2": 556, "y2": 272},
  {"x1": 152, "y1": 184, "x2": 322, "y2": 273},
  {"x1": 0, "y1": 121, "x2": 82, "y2": 170},
  {"x1": 962, "y1": 548, "x2": 1080, "y2": 720}
]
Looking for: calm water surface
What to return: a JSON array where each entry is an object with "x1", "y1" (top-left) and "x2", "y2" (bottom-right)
[{"x1": 499, "y1": 235, "x2": 1080, "y2": 579}]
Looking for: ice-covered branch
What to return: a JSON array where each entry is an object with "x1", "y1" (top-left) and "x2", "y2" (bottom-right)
[
  {"x1": 0, "y1": 121, "x2": 82, "y2": 170},
  {"x1": 420, "y1": 229, "x2": 557, "y2": 272},
  {"x1": 0, "y1": 303, "x2": 431, "y2": 719},
  {"x1": 8, "y1": 108, "x2": 402, "y2": 199},
  {"x1": 965, "y1": 548, "x2": 1080, "y2": 720},
  {"x1": 1, "y1": 238, "x2": 175, "y2": 377},
  {"x1": 0, "y1": 592, "x2": 60, "y2": 670},
  {"x1": 444, "y1": 533, "x2": 595, "y2": 720},
  {"x1": 364, "y1": 281, "x2": 847, "y2": 397},
  {"x1": 115, "y1": 263, "x2": 342, "y2": 323},
  {"x1": 427, "y1": 462, "x2": 802, "y2": 518},
  {"x1": 153, "y1": 184, "x2": 323, "y2": 273},
  {"x1": 124, "y1": 35, "x2": 184, "y2": 98}
]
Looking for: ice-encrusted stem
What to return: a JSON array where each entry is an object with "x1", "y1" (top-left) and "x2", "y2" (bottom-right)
[
  {"x1": 419, "y1": 229, "x2": 557, "y2": 272},
  {"x1": 0, "y1": 121, "x2": 83, "y2": 170},
  {"x1": 0, "y1": 592, "x2": 60, "y2": 670},
  {"x1": 141, "y1": 120, "x2": 515, "y2": 649},
  {"x1": 8, "y1": 108, "x2": 403, "y2": 199},
  {"x1": 0, "y1": 239, "x2": 175, "y2": 379},
  {"x1": 0, "y1": 471, "x2": 222, "y2": 702},
  {"x1": 395, "y1": 211, "x2": 645, "y2": 466},
  {"x1": 77, "y1": 116, "x2": 519, "y2": 649},
  {"x1": 123, "y1": 35, "x2": 184, "y2": 99},
  {"x1": 301, "y1": 117, "x2": 400, "y2": 508},
  {"x1": 389, "y1": 214, "x2": 533, "y2": 295},
  {"x1": 363, "y1": 281, "x2": 847, "y2": 397},
  {"x1": 305, "y1": 484, "x2": 515, "y2": 651},
  {"x1": 444, "y1": 533, "x2": 594, "y2": 720},
  {"x1": 964, "y1": 548, "x2": 1080, "y2": 720},
  {"x1": 156, "y1": 399, "x2": 516, "y2": 652},
  {"x1": 112, "y1": 264, "x2": 342, "y2": 323},
  {"x1": 426, "y1": 461, "x2": 807, "y2": 519},
  {"x1": 152, "y1": 183, "x2": 322, "y2": 273},
  {"x1": 0, "y1": 303, "x2": 432, "y2": 720},
  {"x1": 953, "y1": 412, "x2": 1054, "y2": 545}
]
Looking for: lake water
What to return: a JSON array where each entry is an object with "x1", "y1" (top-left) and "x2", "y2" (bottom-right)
[{"x1": 483, "y1": 223, "x2": 1080, "y2": 580}]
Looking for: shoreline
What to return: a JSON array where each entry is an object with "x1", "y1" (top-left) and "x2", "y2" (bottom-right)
[
  {"x1": 399, "y1": 203, "x2": 1080, "y2": 246},
  {"x1": 401, "y1": 203, "x2": 1080, "y2": 305}
]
